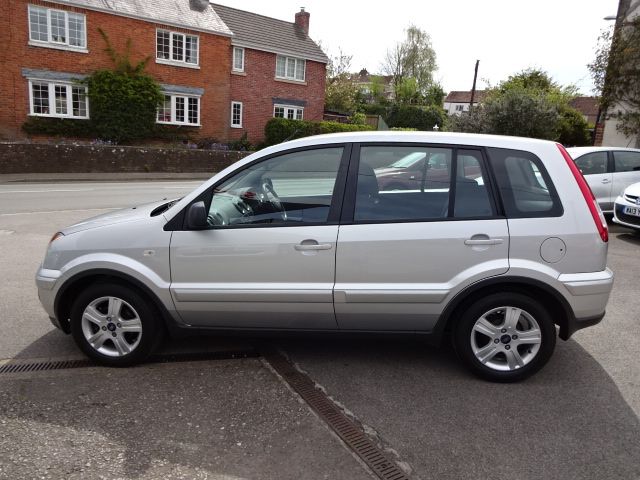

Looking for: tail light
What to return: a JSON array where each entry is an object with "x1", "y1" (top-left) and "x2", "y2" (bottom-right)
[{"x1": 557, "y1": 144, "x2": 608, "y2": 242}]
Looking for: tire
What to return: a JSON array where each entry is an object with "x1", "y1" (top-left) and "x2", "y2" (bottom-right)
[
  {"x1": 70, "y1": 283, "x2": 164, "y2": 367},
  {"x1": 453, "y1": 292, "x2": 556, "y2": 382}
]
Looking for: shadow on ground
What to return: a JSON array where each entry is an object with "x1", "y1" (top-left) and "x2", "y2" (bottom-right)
[
  {"x1": 2, "y1": 330, "x2": 639, "y2": 480},
  {"x1": 278, "y1": 336, "x2": 640, "y2": 480}
]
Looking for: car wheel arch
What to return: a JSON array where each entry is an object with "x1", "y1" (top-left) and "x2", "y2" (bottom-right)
[
  {"x1": 54, "y1": 269, "x2": 173, "y2": 336},
  {"x1": 432, "y1": 276, "x2": 574, "y2": 344}
]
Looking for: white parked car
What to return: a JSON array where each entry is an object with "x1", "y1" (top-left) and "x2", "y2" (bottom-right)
[
  {"x1": 36, "y1": 132, "x2": 614, "y2": 382},
  {"x1": 613, "y1": 181, "x2": 640, "y2": 231},
  {"x1": 567, "y1": 147, "x2": 640, "y2": 213}
]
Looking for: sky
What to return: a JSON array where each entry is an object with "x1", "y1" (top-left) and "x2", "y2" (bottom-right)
[{"x1": 211, "y1": 0, "x2": 619, "y2": 95}]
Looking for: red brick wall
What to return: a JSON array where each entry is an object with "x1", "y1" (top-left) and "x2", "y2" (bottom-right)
[
  {"x1": 0, "y1": 0, "x2": 231, "y2": 140},
  {"x1": 229, "y1": 48, "x2": 326, "y2": 143}
]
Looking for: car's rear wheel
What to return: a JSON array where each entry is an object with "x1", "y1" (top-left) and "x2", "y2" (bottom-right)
[
  {"x1": 70, "y1": 283, "x2": 163, "y2": 367},
  {"x1": 454, "y1": 293, "x2": 556, "y2": 382}
]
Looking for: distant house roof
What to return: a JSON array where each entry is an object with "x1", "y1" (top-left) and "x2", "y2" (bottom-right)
[
  {"x1": 211, "y1": 3, "x2": 328, "y2": 63},
  {"x1": 444, "y1": 90, "x2": 488, "y2": 103},
  {"x1": 569, "y1": 96, "x2": 600, "y2": 118},
  {"x1": 47, "y1": 0, "x2": 232, "y2": 36},
  {"x1": 353, "y1": 69, "x2": 393, "y2": 85}
]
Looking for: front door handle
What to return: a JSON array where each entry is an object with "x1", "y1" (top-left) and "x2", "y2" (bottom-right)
[
  {"x1": 601, "y1": 178, "x2": 611, "y2": 184},
  {"x1": 464, "y1": 238, "x2": 504, "y2": 246},
  {"x1": 295, "y1": 240, "x2": 332, "y2": 251}
]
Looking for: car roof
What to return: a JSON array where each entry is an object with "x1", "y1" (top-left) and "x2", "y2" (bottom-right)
[
  {"x1": 567, "y1": 146, "x2": 640, "y2": 158},
  {"x1": 254, "y1": 131, "x2": 557, "y2": 159}
]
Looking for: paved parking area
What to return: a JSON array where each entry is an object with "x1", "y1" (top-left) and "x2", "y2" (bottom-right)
[{"x1": 0, "y1": 181, "x2": 639, "y2": 480}]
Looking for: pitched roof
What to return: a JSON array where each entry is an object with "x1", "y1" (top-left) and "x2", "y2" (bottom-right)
[
  {"x1": 211, "y1": 3, "x2": 328, "y2": 63},
  {"x1": 444, "y1": 90, "x2": 488, "y2": 103},
  {"x1": 47, "y1": 0, "x2": 232, "y2": 36},
  {"x1": 569, "y1": 96, "x2": 599, "y2": 117}
]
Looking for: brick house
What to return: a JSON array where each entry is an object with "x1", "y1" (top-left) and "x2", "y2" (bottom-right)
[
  {"x1": 211, "y1": 4, "x2": 328, "y2": 142},
  {"x1": 0, "y1": 0, "x2": 327, "y2": 143}
]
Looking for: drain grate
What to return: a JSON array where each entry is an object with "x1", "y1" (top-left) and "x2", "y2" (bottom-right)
[
  {"x1": 0, "y1": 349, "x2": 259, "y2": 375},
  {"x1": 263, "y1": 348, "x2": 409, "y2": 480},
  {"x1": 0, "y1": 358, "x2": 93, "y2": 374}
]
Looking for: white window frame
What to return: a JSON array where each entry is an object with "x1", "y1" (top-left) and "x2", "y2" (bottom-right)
[
  {"x1": 275, "y1": 55, "x2": 306, "y2": 82},
  {"x1": 27, "y1": 79, "x2": 89, "y2": 119},
  {"x1": 273, "y1": 104, "x2": 304, "y2": 120},
  {"x1": 232, "y1": 47, "x2": 245, "y2": 72},
  {"x1": 28, "y1": 5, "x2": 87, "y2": 52},
  {"x1": 156, "y1": 29, "x2": 199, "y2": 68},
  {"x1": 156, "y1": 93, "x2": 201, "y2": 126},
  {"x1": 231, "y1": 101, "x2": 243, "y2": 128}
]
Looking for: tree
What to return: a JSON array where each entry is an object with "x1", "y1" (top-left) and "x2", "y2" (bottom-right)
[
  {"x1": 383, "y1": 25, "x2": 437, "y2": 96},
  {"x1": 86, "y1": 29, "x2": 164, "y2": 143},
  {"x1": 449, "y1": 69, "x2": 591, "y2": 145},
  {"x1": 589, "y1": 18, "x2": 640, "y2": 142},
  {"x1": 324, "y1": 51, "x2": 359, "y2": 114}
]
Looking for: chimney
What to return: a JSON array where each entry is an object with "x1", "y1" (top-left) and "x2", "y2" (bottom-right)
[{"x1": 295, "y1": 7, "x2": 310, "y2": 36}]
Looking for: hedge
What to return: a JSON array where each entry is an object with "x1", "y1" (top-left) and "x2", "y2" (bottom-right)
[{"x1": 264, "y1": 118, "x2": 374, "y2": 146}]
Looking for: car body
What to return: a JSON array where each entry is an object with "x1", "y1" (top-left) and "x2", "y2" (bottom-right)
[
  {"x1": 613, "y1": 181, "x2": 640, "y2": 231},
  {"x1": 567, "y1": 146, "x2": 640, "y2": 213},
  {"x1": 37, "y1": 132, "x2": 614, "y2": 382}
]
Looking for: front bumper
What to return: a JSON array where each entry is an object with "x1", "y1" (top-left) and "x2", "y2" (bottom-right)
[
  {"x1": 36, "y1": 267, "x2": 61, "y2": 326},
  {"x1": 613, "y1": 200, "x2": 640, "y2": 230}
]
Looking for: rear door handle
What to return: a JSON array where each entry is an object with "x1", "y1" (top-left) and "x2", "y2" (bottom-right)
[
  {"x1": 464, "y1": 238, "x2": 504, "y2": 246},
  {"x1": 295, "y1": 241, "x2": 332, "y2": 251}
]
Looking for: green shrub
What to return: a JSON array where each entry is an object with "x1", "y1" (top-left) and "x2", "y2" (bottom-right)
[
  {"x1": 86, "y1": 70, "x2": 163, "y2": 143},
  {"x1": 228, "y1": 132, "x2": 252, "y2": 151},
  {"x1": 264, "y1": 118, "x2": 374, "y2": 146},
  {"x1": 385, "y1": 105, "x2": 447, "y2": 131},
  {"x1": 21, "y1": 117, "x2": 94, "y2": 137}
]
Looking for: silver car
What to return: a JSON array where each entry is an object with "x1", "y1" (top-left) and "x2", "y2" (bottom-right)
[
  {"x1": 37, "y1": 132, "x2": 614, "y2": 382},
  {"x1": 567, "y1": 146, "x2": 640, "y2": 213},
  {"x1": 613, "y1": 181, "x2": 640, "y2": 231}
]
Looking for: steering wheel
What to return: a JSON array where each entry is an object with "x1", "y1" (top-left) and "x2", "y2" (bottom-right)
[
  {"x1": 261, "y1": 178, "x2": 287, "y2": 221},
  {"x1": 207, "y1": 211, "x2": 228, "y2": 226}
]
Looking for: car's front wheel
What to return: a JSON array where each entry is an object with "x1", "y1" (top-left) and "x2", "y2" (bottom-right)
[
  {"x1": 454, "y1": 293, "x2": 556, "y2": 382},
  {"x1": 70, "y1": 283, "x2": 163, "y2": 367}
]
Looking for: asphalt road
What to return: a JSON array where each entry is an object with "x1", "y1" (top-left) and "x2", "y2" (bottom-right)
[{"x1": 0, "y1": 181, "x2": 639, "y2": 480}]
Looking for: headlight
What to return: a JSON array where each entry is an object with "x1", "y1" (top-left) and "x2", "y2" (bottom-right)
[{"x1": 49, "y1": 232, "x2": 64, "y2": 244}]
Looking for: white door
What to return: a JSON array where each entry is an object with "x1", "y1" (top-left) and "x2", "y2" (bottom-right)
[
  {"x1": 170, "y1": 146, "x2": 346, "y2": 329},
  {"x1": 612, "y1": 151, "x2": 640, "y2": 204},
  {"x1": 334, "y1": 145, "x2": 509, "y2": 331},
  {"x1": 574, "y1": 151, "x2": 613, "y2": 211}
]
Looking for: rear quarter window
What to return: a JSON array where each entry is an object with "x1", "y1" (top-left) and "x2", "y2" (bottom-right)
[{"x1": 487, "y1": 147, "x2": 563, "y2": 218}]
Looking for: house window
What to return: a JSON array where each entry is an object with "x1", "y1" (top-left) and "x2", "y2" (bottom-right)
[
  {"x1": 156, "y1": 29, "x2": 199, "y2": 66},
  {"x1": 231, "y1": 101, "x2": 243, "y2": 128},
  {"x1": 455, "y1": 105, "x2": 465, "y2": 112},
  {"x1": 275, "y1": 55, "x2": 305, "y2": 82},
  {"x1": 28, "y1": 80, "x2": 89, "y2": 118},
  {"x1": 28, "y1": 5, "x2": 86, "y2": 50},
  {"x1": 157, "y1": 94, "x2": 200, "y2": 125},
  {"x1": 233, "y1": 47, "x2": 245, "y2": 72},
  {"x1": 274, "y1": 104, "x2": 303, "y2": 120}
]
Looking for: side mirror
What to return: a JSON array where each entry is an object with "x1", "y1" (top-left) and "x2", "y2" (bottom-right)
[{"x1": 186, "y1": 201, "x2": 208, "y2": 230}]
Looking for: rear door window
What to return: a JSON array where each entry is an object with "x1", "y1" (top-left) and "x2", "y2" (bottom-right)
[
  {"x1": 487, "y1": 147, "x2": 563, "y2": 218},
  {"x1": 575, "y1": 152, "x2": 608, "y2": 175},
  {"x1": 613, "y1": 151, "x2": 640, "y2": 172},
  {"x1": 352, "y1": 145, "x2": 495, "y2": 222}
]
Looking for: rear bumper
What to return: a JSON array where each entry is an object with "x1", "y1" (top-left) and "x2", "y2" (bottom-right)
[{"x1": 558, "y1": 268, "x2": 614, "y2": 340}]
